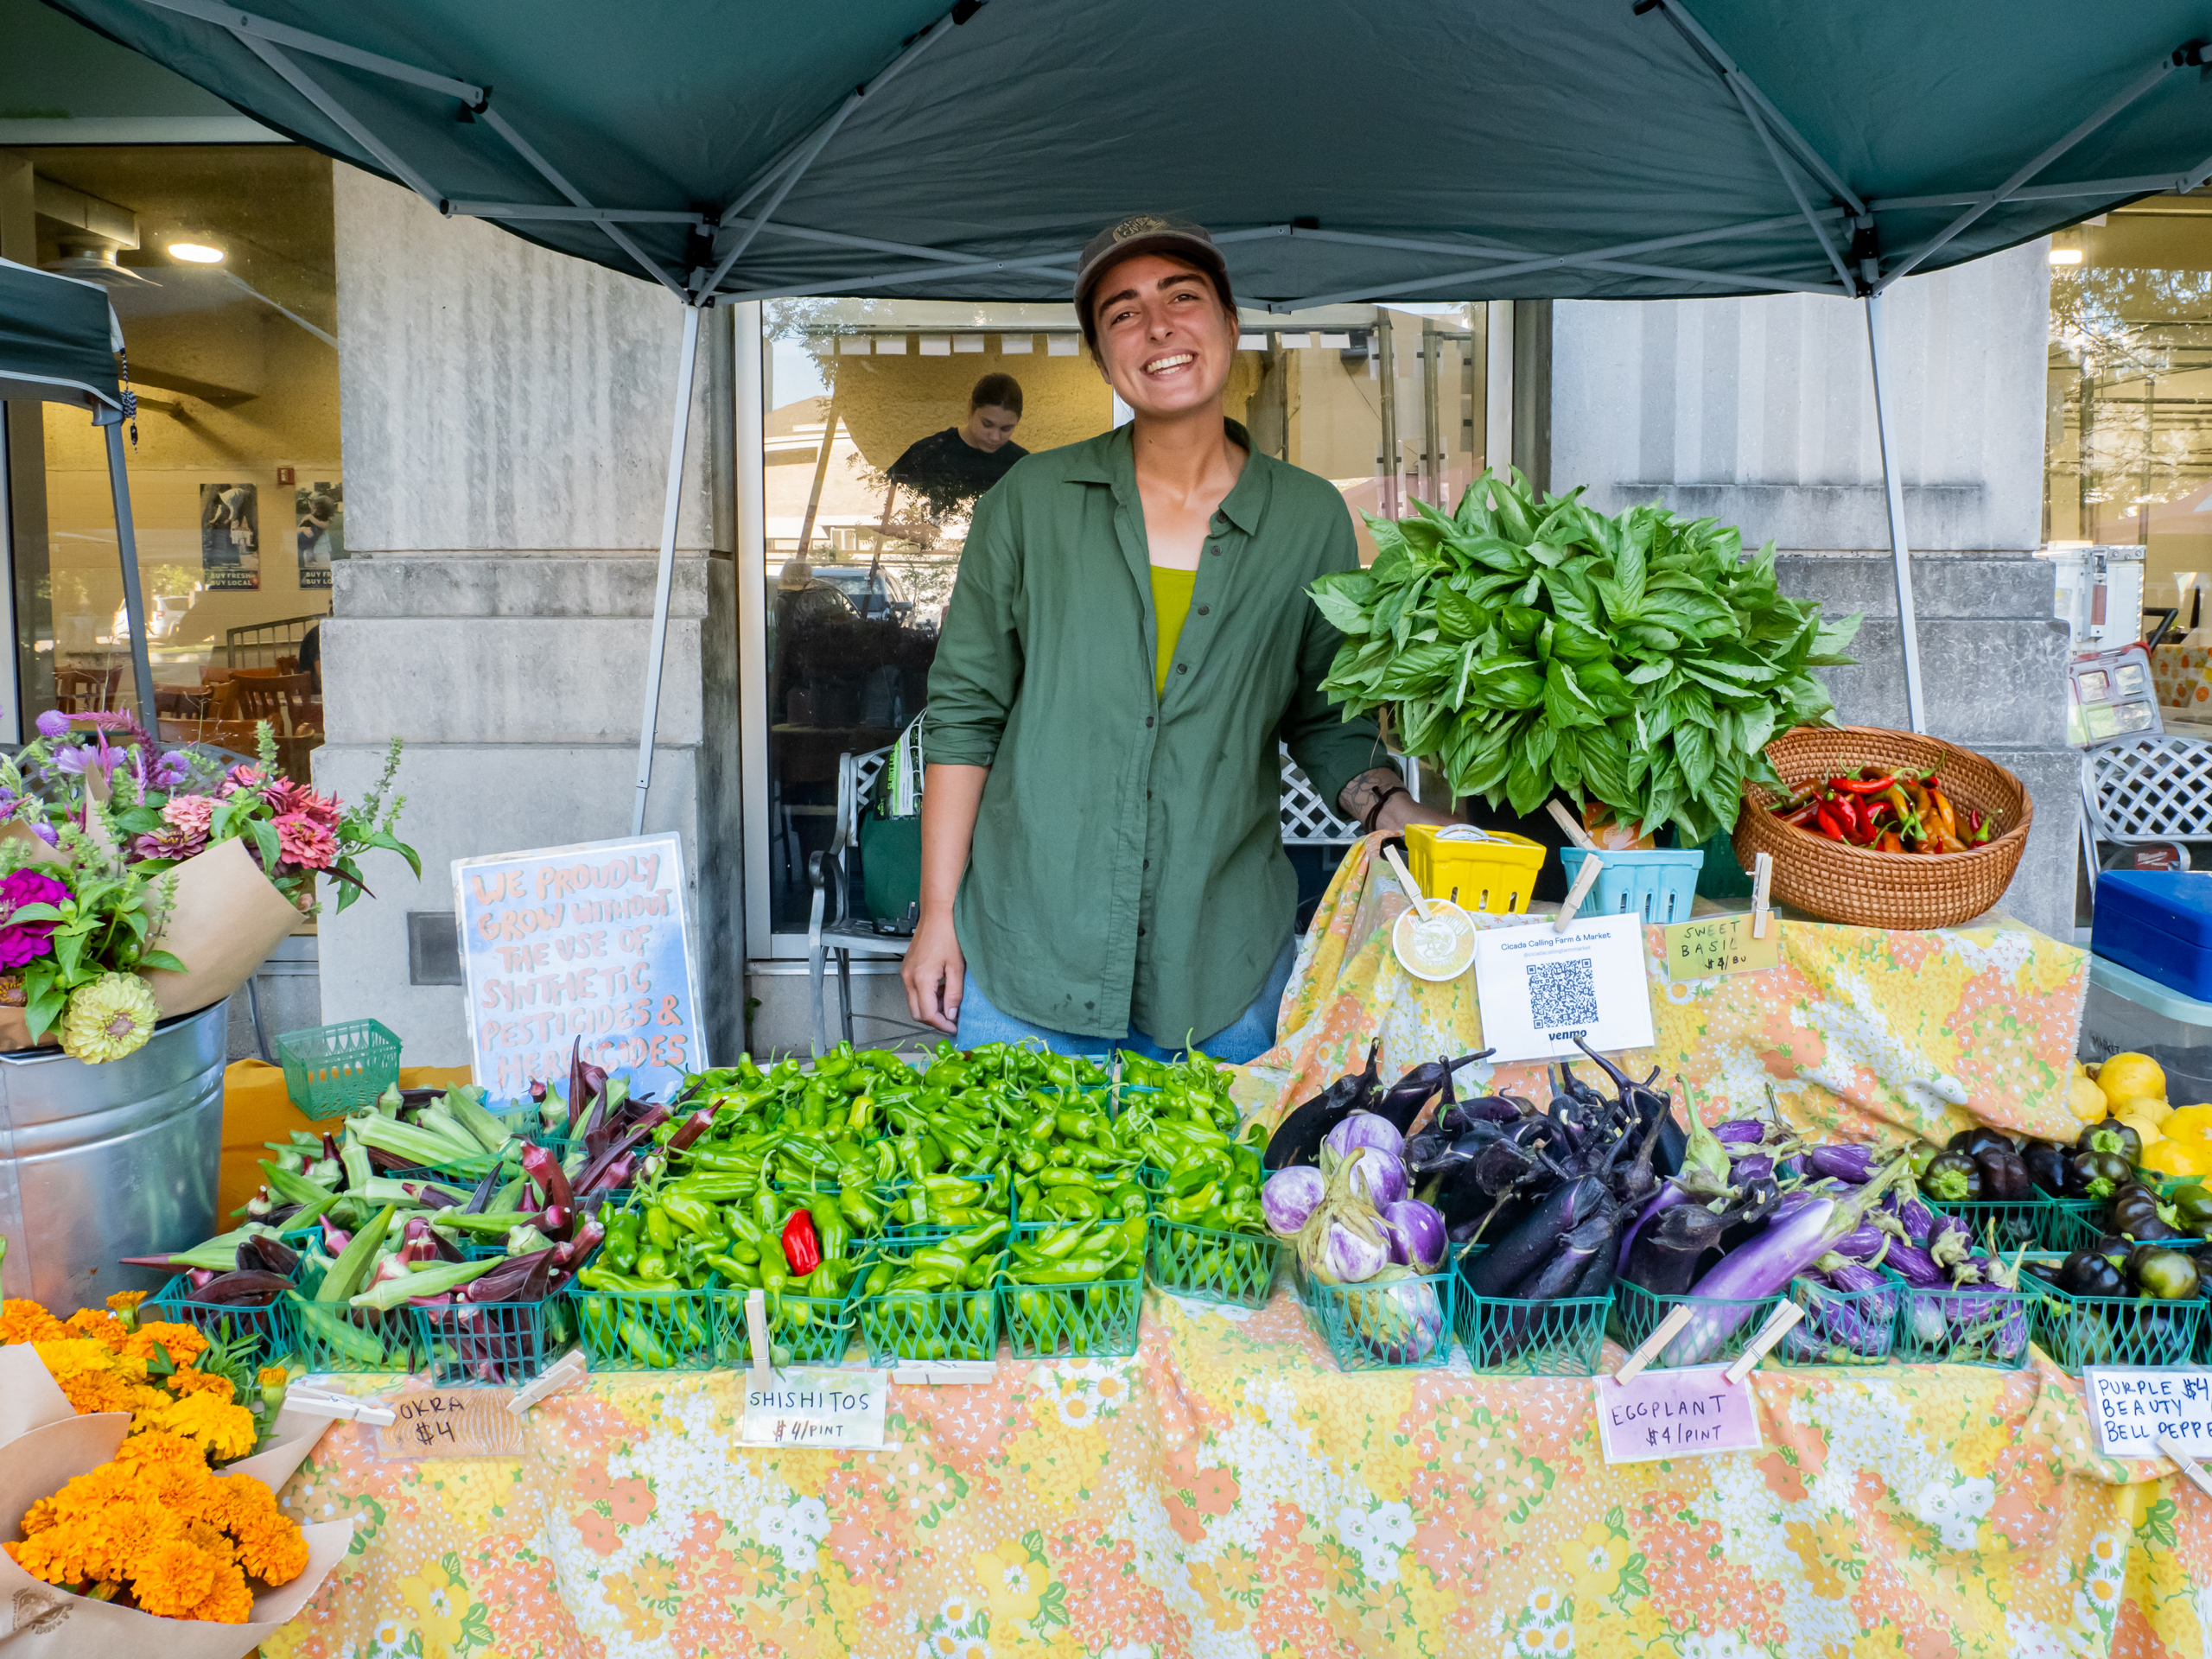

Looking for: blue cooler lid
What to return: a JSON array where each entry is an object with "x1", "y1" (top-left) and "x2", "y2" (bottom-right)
[{"x1": 2096, "y1": 871, "x2": 2212, "y2": 950}]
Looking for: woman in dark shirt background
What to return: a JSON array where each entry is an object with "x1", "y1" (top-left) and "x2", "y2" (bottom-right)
[{"x1": 885, "y1": 372, "x2": 1028, "y2": 523}]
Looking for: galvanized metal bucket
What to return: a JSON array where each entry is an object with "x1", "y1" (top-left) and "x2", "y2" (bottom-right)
[{"x1": 0, "y1": 996, "x2": 229, "y2": 1311}]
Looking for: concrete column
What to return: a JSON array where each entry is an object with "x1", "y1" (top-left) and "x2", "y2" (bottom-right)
[
  {"x1": 316, "y1": 174, "x2": 740, "y2": 1066},
  {"x1": 1551, "y1": 241, "x2": 2075, "y2": 938}
]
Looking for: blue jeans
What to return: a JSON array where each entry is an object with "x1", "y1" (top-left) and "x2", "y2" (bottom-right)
[{"x1": 955, "y1": 934, "x2": 1298, "y2": 1065}]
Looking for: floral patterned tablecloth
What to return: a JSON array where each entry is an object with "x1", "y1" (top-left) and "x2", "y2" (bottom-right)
[
  {"x1": 1249, "y1": 837, "x2": 2089, "y2": 1151},
  {"x1": 265, "y1": 1289, "x2": 2212, "y2": 1659}
]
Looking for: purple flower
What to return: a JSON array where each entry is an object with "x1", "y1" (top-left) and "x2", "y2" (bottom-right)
[
  {"x1": 31, "y1": 824, "x2": 57, "y2": 848},
  {"x1": 149, "y1": 751, "x2": 191, "y2": 789},
  {"x1": 34, "y1": 710, "x2": 68, "y2": 738},
  {"x1": 0, "y1": 867, "x2": 67, "y2": 968}
]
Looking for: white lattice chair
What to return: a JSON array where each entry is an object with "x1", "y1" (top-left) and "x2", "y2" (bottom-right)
[
  {"x1": 807, "y1": 742, "x2": 1415, "y2": 1055},
  {"x1": 2080, "y1": 734, "x2": 2212, "y2": 893}
]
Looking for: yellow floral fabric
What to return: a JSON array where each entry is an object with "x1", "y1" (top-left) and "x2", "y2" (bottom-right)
[
  {"x1": 263, "y1": 1294, "x2": 2212, "y2": 1657},
  {"x1": 1250, "y1": 837, "x2": 2088, "y2": 1147}
]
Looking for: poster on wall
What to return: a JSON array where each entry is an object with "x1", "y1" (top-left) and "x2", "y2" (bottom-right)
[
  {"x1": 296, "y1": 479, "x2": 343, "y2": 589},
  {"x1": 199, "y1": 480, "x2": 261, "y2": 590},
  {"x1": 452, "y1": 832, "x2": 704, "y2": 1101}
]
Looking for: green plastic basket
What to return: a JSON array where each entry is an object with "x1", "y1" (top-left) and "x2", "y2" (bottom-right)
[
  {"x1": 855, "y1": 1241, "x2": 1001, "y2": 1363},
  {"x1": 575, "y1": 1270, "x2": 721, "y2": 1371},
  {"x1": 1888, "y1": 1273, "x2": 2031, "y2": 1370},
  {"x1": 288, "y1": 1287, "x2": 420, "y2": 1374},
  {"x1": 1769, "y1": 1275, "x2": 1896, "y2": 1368},
  {"x1": 2048, "y1": 1205, "x2": 2212, "y2": 1255},
  {"x1": 1147, "y1": 1217, "x2": 1280, "y2": 1307},
  {"x1": 2031, "y1": 1279, "x2": 2206, "y2": 1374},
  {"x1": 1452, "y1": 1249, "x2": 1608, "y2": 1376},
  {"x1": 1295, "y1": 1259, "x2": 1457, "y2": 1372},
  {"x1": 1001, "y1": 1220, "x2": 1147, "y2": 1359},
  {"x1": 1927, "y1": 1196, "x2": 2058, "y2": 1255},
  {"x1": 411, "y1": 1294, "x2": 575, "y2": 1386},
  {"x1": 2044, "y1": 1197, "x2": 2106, "y2": 1249},
  {"x1": 274, "y1": 1019, "x2": 403, "y2": 1117},
  {"x1": 712, "y1": 1255, "x2": 872, "y2": 1369},
  {"x1": 147, "y1": 1274, "x2": 298, "y2": 1366},
  {"x1": 1610, "y1": 1281, "x2": 1784, "y2": 1369}
]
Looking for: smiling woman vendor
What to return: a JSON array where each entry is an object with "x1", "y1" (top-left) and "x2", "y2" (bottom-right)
[{"x1": 902, "y1": 213, "x2": 1455, "y2": 1062}]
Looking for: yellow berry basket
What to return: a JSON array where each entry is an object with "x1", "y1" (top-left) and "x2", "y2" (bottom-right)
[{"x1": 1403, "y1": 824, "x2": 1548, "y2": 915}]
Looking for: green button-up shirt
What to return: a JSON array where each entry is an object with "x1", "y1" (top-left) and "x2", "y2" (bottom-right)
[{"x1": 924, "y1": 420, "x2": 1385, "y2": 1043}]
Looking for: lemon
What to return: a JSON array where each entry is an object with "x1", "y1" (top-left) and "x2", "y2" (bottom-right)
[
  {"x1": 2099, "y1": 1052, "x2": 2168, "y2": 1109},
  {"x1": 2071, "y1": 1076, "x2": 2112, "y2": 1122}
]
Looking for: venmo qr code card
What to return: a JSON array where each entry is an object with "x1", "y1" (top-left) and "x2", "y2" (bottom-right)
[{"x1": 1468, "y1": 912, "x2": 1656, "y2": 1063}]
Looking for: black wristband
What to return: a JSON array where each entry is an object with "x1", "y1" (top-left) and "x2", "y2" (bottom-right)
[{"x1": 1359, "y1": 782, "x2": 1408, "y2": 836}]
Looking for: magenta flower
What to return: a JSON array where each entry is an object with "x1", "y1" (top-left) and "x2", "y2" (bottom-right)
[
  {"x1": 273, "y1": 811, "x2": 338, "y2": 871},
  {"x1": 0, "y1": 868, "x2": 68, "y2": 968}
]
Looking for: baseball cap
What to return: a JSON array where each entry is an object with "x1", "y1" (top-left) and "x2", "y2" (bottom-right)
[{"x1": 1073, "y1": 213, "x2": 1235, "y2": 346}]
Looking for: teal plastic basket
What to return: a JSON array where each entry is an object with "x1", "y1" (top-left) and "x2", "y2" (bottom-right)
[
  {"x1": 146, "y1": 1274, "x2": 298, "y2": 1366},
  {"x1": 412, "y1": 1294, "x2": 575, "y2": 1386},
  {"x1": 1294, "y1": 1259, "x2": 1456, "y2": 1372},
  {"x1": 1557, "y1": 848, "x2": 1704, "y2": 925},
  {"x1": 1889, "y1": 1273, "x2": 2031, "y2": 1369},
  {"x1": 1452, "y1": 1249, "x2": 1608, "y2": 1376},
  {"x1": 273, "y1": 1019, "x2": 403, "y2": 1117},
  {"x1": 1927, "y1": 1196, "x2": 2058, "y2": 1255},
  {"x1": 2031, "y1": 1279, "x2": 2205, "y2": 1374},
  {"x1": 1611, "y1": 1281, "x2": 1783, "y2": 1368}
]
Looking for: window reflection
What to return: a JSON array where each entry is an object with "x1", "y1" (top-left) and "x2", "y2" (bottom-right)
[{"x1": 757, "y1": 300, "x2": 1492, "y2": 940}]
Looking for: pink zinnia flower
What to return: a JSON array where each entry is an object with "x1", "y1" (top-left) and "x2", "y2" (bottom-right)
[
  {"x1": 0, "y1": 868, "x2": 68, "y2": 968},
  {"x1": 133, "y1": 823, "x2": 207, "y2": 862},
  {"x1": 219, "y1": 764, "x2": 265, "y2": 798},
  {"x1": 265, "y1": 781, "x2": 341, "y2": 827},
  {"x1": 273, "y1": 811, "x2": 338, "y2": 871},
  {"x1": 162, "y1": 793, "x2": 216, "y2": 835}
]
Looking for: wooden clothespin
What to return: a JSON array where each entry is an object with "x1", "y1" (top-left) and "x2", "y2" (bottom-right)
[
  {"x1": 289, "y1": 1388, "x2": 398, "y2": 1427},
  {"x1": 1750, "y1": 851, "x2": 1774, "y2": 940},
  {"x1": 2158, "y1": 1434, "x2": 2212, "y2": 1499},
  {"x1": 1545, "y1": 798, "x2": 1602, "y2": 853},
  {"x1": 1554, "y1": 853, "x2": 1603, "y2": 934},
  {"x1": 1381, "y1": 843, "x2": 1434, "y2": 920},
  {"x1": 506, "y1": 1349, "x2": 588, "y2": 1415},
  {"x1": 1724, "y1": 1301, "x2": 1804, "y2": 1383},
  {"x1": 747, "y1": 1287, "x2": 772, "y2": 1382},
  {"x1": 1613, "y1": 1304, "x2": 1692, "y2": 1382}
]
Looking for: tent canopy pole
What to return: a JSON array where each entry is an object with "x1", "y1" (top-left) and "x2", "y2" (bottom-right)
[
  {"x1": 103, "y1": 421, "x2": 156, "y2": 734},
  {"x1": 633, "y1": 302, "x2": 703, "y2": 839},
  {"x1": 1864, "y1": 292, "x2": 1925, "y2": 734}
]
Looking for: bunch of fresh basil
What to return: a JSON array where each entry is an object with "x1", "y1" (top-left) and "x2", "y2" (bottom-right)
[{"x1": 1309, "y1": 469, "x2": 1859, "y2": 845}]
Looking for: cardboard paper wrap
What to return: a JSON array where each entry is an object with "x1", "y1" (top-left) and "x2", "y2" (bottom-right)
[
  {"x1": 0, "y1": 1347, "x2": 346, "y2": 1656},
  {"x1": 0, "y1": 835, "x2": 301, "y2": 1054}
]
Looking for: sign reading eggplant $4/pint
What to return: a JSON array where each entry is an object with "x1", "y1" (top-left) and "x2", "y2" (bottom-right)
[{"x1": 454, "y1": 831, "x2": 704, "y2": 1101}]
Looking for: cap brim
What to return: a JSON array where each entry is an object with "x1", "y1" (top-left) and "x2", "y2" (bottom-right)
[{"x1": 1076, "y1": 234, "x2": 1230, "y2": 311}]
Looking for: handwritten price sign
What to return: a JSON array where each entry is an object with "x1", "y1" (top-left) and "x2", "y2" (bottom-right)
[
  {"x1": 1663, "y1": 914, "x2": 1780, "y2": 981},
  {"x1": 2083, "y1": 1368, "x2": 2212, "y2": 1457},
  {"x1": 1593, "y1": 1366, "x2": 1762, "y2": 1465},
  {"x1": 368, "y1": 1391, "x2": 524, "y2": 1460},
  {"x1": 740, "y1": 1368, "x2": 888, "y2": 1450}
]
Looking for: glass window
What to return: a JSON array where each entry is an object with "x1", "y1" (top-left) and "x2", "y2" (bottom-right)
[
  {"x1": 5, "y1": 145, "x2": 338, "y2": 769},
  {"x1": 756, "y1": 298, "x2": 1493, "y2": 941}
]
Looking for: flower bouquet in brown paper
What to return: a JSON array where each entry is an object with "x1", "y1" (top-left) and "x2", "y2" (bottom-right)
[
  {"x1": 0, "y1": 1308, "x2": 349, "y2": 1652},
  {"x1": 0, "y1": 719, "x2": 416, "y2": 1061}
]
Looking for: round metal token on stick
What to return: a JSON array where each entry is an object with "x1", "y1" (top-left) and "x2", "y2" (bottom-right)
[{"x1": 1382, "y1": 843, "x2": 1477, "y2": 982}]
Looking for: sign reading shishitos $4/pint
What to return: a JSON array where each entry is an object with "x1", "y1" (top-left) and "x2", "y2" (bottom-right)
[{"x1": 453, "y1": 831, "x2": 703, "y2": 1099}]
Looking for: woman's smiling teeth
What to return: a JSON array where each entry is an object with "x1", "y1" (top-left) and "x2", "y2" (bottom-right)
[{"x1": 1144, "y1": 352, "x2": 1195, "y2": 376}]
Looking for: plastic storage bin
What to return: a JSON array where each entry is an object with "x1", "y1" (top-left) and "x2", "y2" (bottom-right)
[
  {"x1": 2092, "y1": 871, "x2": 2212, "y2": 1001},
  {"x1": 274, "y1": 1019, "x2": 403, "y2": 1117},
  {"x1": 1404, "y1": 824, "x2": 1547, "y2": 914},
  {"x1": 2081, "y1": 956, "x2": 2212, "y2": 1074},
  {"x1": 1557, "y1": 848, "x2": 1704, "y2": 925}
]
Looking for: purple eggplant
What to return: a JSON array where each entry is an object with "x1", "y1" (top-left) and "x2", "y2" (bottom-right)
[
  {"x1": 1885, "y1": 1241, "x2": 1945, "y2": 1288},
  {"x1": 1782, "y1": 1265, "x2": 1895, "y2": 1363},
  {"x1": 1264, "y1": 1041, "x2": 1382, "y2": 1171},
  {"x1": 1927, "y1": 1213, "x2": 1972, "y2": 1271},
  {"x1": 1805, "y1": 1144, "x2": 1878, "y2": 1185},
  {"x1": 1713, "y1": 1120, "x2": 1767, "y2": 1148},
  {"x1": 1373, "y1": 1052, "x2": 1491, "y2": 1135}
]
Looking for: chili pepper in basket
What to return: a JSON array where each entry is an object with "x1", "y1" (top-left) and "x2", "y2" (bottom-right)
[
  {"x1": 1830, "y1": 772, "x2": 1899, "y2": 794},
  {"x1": 779, "y1": 1210, "x2": 820, "y2": 1276}
]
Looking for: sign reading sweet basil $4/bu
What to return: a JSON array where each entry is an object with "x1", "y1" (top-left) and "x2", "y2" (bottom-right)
[{"x1": 454, "y1": 831, "x2": 704, "y2": 1100}]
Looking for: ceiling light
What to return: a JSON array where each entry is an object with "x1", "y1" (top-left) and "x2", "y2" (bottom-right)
[
  {"x1": 2050, "y1": 247, "x2": 2083, "y2": 265},
  {"x1": 167, "y1": 241, "x2": 225, "y2": 264}
]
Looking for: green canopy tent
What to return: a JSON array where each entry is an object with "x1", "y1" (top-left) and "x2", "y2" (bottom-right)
[
  {"x1": 0, "y1": 255, "x2": 157, "y2": 732},
  {"x1": 44, "y1": 0, "x2": 2212, "y2": 823}
]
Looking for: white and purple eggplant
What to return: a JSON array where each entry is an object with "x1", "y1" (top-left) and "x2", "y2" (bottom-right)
[{"x1": 1381, "y1": 1198, "x2": 1449, "y2": 1272}]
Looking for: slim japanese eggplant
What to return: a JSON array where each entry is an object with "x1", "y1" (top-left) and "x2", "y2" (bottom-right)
[
  {"x1": 1621, "y1": 1200, "x2": 1732, "y2": 1296},
  {"x1": 1373, "y1": 1051, "x2": 1491, "y2": 1136},
  {"x1": 1458, "y1": 1175, "x2": 1605, "y2": 1298},
  {"x1": 1510, "y1": 1204, "x2": 1618, "y2": 1300},
  {"x1": 1264, "y1": 1041, "x2": 1382, "y2": 1170}
]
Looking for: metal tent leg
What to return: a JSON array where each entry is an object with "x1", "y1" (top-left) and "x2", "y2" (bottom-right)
[
  {"x1": 104, "y1": 422, "x2": 157, "y2": 733},
  {"x1": 1864, "y1": 293, "x2": 1926, "y2": 734},
  {"x1": 632, "y1": 303, "x2": 703, "y2": 838}
]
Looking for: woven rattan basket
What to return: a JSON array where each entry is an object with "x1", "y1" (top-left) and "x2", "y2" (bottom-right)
[{"x1": 1732, "y1": 727, "x2": 2033, "y2": 930}]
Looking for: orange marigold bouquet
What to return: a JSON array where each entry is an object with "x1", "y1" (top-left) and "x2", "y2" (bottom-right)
[{"x1": 6, "y1": 1432, "x2": 308, "y2": 1621}]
